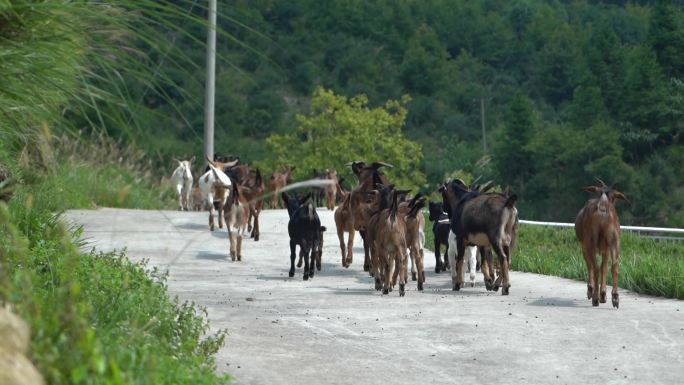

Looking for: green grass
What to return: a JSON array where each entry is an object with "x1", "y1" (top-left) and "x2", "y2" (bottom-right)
[
  {"x1": 1, "y1": 156, "x2": 229, "y2": 385},
  {"x1": 423, "y1": 212, "x2": 684, "y2": 299}
]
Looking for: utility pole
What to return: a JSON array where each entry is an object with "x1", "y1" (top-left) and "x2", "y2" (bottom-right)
[
  {"x1": 204, "y1": 0, "x2": 217, "y2": 164},
  {"x1": 480, "y1": 96, "x2": 487, "y2": 154}
]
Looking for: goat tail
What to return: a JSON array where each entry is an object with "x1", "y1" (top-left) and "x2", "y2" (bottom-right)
[
  {"x1": 505, "y1": 194, "x2": 518, "y2": 208},
  {"x1": 255, "y1": 168, "x2": 262, "y2": 185},
  {"x1": 407, "y1": 196, "x2": 426, "y2": 219}
]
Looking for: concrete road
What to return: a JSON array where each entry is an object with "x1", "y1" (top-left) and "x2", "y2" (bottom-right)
[{"x1": 64, "y1": 208, "x2": 683, "y2": 385}]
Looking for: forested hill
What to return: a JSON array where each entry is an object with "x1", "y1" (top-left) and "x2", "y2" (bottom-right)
[{"x1": 114, "y1": 0, "x2": 682, "y2": 226}]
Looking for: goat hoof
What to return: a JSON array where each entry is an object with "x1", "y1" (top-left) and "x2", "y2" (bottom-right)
[
  {"x1": 399, "y1": 284, "x2": 405, "y2": 296},
  {"x1": 612, "y1": 293, "x2": 619, "y2": 309},
  {"x1": 434, "y1": 262, "x2": 442, "y2": 274},
  {"x1": 587, "y1": 286, "x2": 592, "y2": 299},
  {"x1": 600, "y1": 292, "x2": 607, "y2": 303},
  {"x1": 592, "y1": 298, "x2": 599, "y2": 307},
  {"x1": 237, "y1": 255, "x2": 242, "y2": 262},
  {"x1": 411, "y1": 272, "x2": 417, "y2": 281},
  {"x1": 303, "y1": 274, "x2": 309, "y2": 281},
  {"x1": 254, "y1": 235, "x2": 259, "y2": 242},
  {"x1": 417, "y1": 281, "x2": 423, "y2": 291},
  {"x1": 308, "y1": 272, "x2": 314, "y2": 279},
  {"x1": 452, "y1": 283, "x2": 460, "y2": 291},
  {"x1": 382, "y1": 289, "x2": 389, "y2": 295},
  {"x1": 375, "y1": 279, "x2": 382, "y2": 291},
  {"x1": 297, "y1": 260, "x2": 303, "y2": 268},
  {"x1": 288, "y1": 270, "x2": 295, "y2": 278},
  {"x1": 363, "y1": 264, "x2": 370, "y2": 272},
  {"x1": 502, "y1": 286, "x2": 509, "y2": 295},
  {"x1": 470, "y1": 282, "x2": 474, "y2": 288}
]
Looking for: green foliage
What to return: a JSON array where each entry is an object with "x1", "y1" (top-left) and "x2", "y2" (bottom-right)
[{"x1": 264, "y1": 87, "x2": 426, "y2": 191}]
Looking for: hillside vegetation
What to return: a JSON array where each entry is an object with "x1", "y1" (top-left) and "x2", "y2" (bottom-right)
[{"x1": 111, "y1": 0, "x2": 683, "y2": 227}]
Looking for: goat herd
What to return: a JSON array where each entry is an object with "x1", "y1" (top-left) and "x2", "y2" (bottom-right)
[{"x1": 171, "y1": 156, "x2": 628, "y2": 308}]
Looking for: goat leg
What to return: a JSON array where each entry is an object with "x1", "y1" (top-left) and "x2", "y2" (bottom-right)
[
  {"x1": 361, "y1": 231, "x2": 371, "y2": 272},
  {"x1": 611, "y1": 247, "x2": 620, "y2": 309},
  {"x1": 600, "y1": 252, "x2": 609, "y2": 303},
  {"x1": 416, "y1": 248, "x2": 425, "y2": 291},
  {"x1": 434, "y1": 237, "x2": 442, "y2": 274},
  {"x1": 289, "y1": 240, "x2": 297, "y2": 277}
]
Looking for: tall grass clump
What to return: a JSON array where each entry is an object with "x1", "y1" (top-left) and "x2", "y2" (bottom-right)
[{"x1": 0, "y1": 1, "x2": 233, "y2": 383}]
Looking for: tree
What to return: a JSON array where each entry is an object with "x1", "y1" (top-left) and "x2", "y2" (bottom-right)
[
  {"x1": 263, "y1": 87, "x2": 426, "y2": 191},
  {"x1": 621, "y1": 46, "x2": 669, "y2": 161},
  {"x1": 648, "y1": 0, "x2": 684, "y2": 79},
  {"x1": 400, "y1": 25, "x2": 448, "y2": 96},
  {"x1": 493, "y1": 93, "x2": 535, "y2": 195}
]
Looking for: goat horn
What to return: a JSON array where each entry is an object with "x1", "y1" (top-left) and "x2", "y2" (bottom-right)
[
  {"x1": 371, "y1": 161, "x2": 394, "y2": 169},
  {"x1": 344, "y1": 160, "x2": 363, "y2": 166},
  {"x1": 595, "y1": 177, "x2": 607, "y2": 187}
]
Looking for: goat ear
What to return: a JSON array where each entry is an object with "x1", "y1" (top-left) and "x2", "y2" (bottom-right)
[
  {"x1": 582, "y1": 186, "x2": 601, "y2": 194},
  {"x1": 613, "y1": 191, "x2": 630, "y2": 204},
  {"x1": 299, "y1": 192, "x2": 312, "y2": 204}
]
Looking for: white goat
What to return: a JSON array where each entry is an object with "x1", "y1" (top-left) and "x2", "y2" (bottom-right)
[
  {"x1": 198, "y1": 157, "x2": 235, "y2": 231},
  {"x1": 447, "y1": 231, "x2": 477, "y2": 288},
  {"x1": 171, "y1": 157, "x2": 195, "y2": 211}
]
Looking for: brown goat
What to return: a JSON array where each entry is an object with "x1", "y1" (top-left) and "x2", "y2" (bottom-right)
[
  {"x1": 372, "y1": 189, "x2": 409, "y2": 296},
  {"x1": 399, "y1": 195, "x2": 427, "y2": 290},
  {"x1": 224, "y1": 182, "x2": 251, "y2": 261},
  {"x1": 348, "y1": 161, "x2": 393, "y2": 271},
  {"x1": 574, "y1": 181, "x2": 628, "y2": 308},
  {"x1": 324, "y1": 169, "x2": 338, "y2": 210},
  {"x1": 267, "y1": 166, "x2": 295, "y2": 208},
  {"x1": 229, "y1": 164, "x2": 264, "y2": 241}
]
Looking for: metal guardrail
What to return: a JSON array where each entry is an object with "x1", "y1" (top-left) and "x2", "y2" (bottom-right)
[{"x1": 519, "y1": 219, "x2": 684, "y2": 241}]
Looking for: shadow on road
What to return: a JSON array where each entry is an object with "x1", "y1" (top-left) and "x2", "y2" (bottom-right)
[
  {"x1": 527, "y1": 298, "x2": 581, "y2": 307},
  {"x1": 196, "y1": 251, "x2": 229, "y2": 261},
  {"x1": 175, "y1": 222, "x2": 207, "y2": 231}
]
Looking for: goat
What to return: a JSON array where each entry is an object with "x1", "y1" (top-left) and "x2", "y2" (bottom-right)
[
  {"x1": 324, "y1": 169, "x2": 338, "y2": 210},
  {"x1": 198, "y1": 157, "x2": 238, "y2": 231},
  {"x1": 171, "y1": 156, "x2": 195, "y2": 211},
  {"x1": 372, "y1": 189, "x2": 408, "y2": 295},
  {"x1": 441, "y1": 179, "x2": 518, "y2": 294},
  {"x1": 268, "y1": 166, "x2": 295, "y2": 208},
  {"x1": 311, "y1": 169, "x2": 328, "y2": 207},
  {"x1": 284, "y1": 192, "x2": 326, "y2": 280},
  {"x1": 228, "y1": 164, "x2": 264, "y2": 241},
  {"x1": 400, "y1": 194, "x2": 427, "y2": 290},
  {"x1": 347, "y1": 161, "x2": 393, "y2": 271},
  {"x1": 446, "y1": 232, "x2": 478, "y2": 288},
  {"x1": 224, "y1": 181, "x2": 251, "y2": 261},
  {"x1": 428, "y1": 201, "x2": 451, "y2": 273},
  {"x1": 574, "y1": 180, "x2": 628, "y2": 308},
  {"x1": 190, "y1": 186, "x2": 206, "y2": 211}
]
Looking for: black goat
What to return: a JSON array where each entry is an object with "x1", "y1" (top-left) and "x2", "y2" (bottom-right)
[
  {"x1": 428, "y1": 201, "x2": 451, "y2": 273},
  {"x1": 283, "y1": 192, "x2": 326, "y2": 280},
  {"x1": 441, "y1": 179, "x2": 518, "y2": 295}
]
